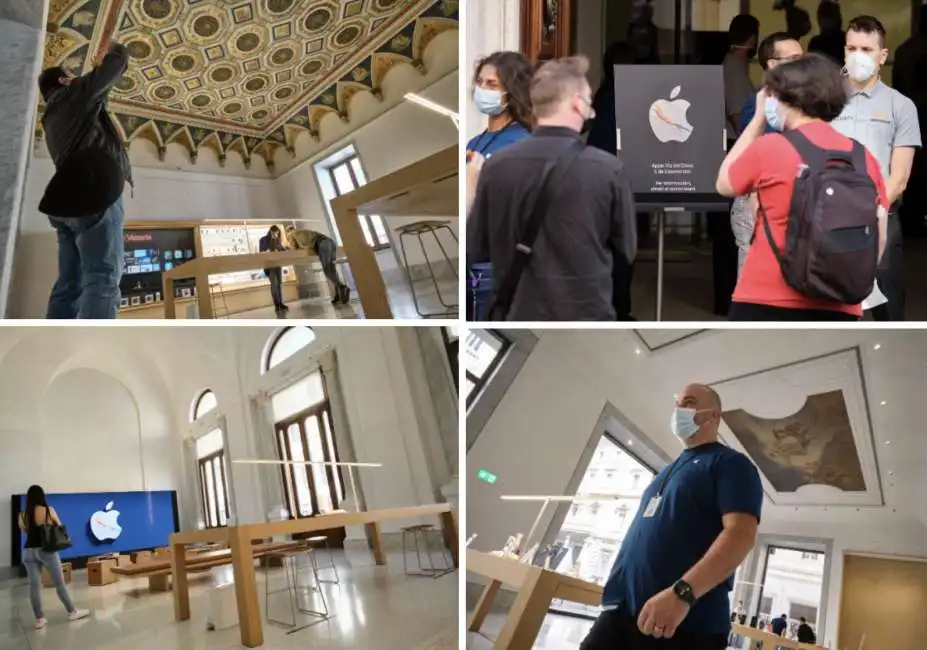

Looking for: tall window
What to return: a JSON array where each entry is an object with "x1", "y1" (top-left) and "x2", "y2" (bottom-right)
[
  {"x1": 464, "y1": 329, "x2": 509, "y2": 406},
  {"x1": 192, "y1": 389, "x2": 217, "y2": 422},
  {"x1": 442, "y1": 326, "x2": 459, "y2": 391},
  {"x1": 548, "y1": 435, "x2": 657, "y2": 618},
  {"x1": 758, "y1": 545, "x2": 826, "y2": 635},
  {"x1": 314, "y1": 145, "x2": 389, "y2": 250},
  {"x1": 196, "y1": 429, "x2": 229, "y2": 528},
  {"x1": 265, "y1": 326, "x2": 316, "y2": 373},
  {"x1": 271, "y1": 371, "x2": 345, "y2": 518}
]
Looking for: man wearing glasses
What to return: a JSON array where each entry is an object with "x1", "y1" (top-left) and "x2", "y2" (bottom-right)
[{"x1": 580, "y1": 384, "x2": 762, "y2": 650}]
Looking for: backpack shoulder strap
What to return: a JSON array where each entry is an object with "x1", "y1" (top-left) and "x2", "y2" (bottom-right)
[
  {"x1": 488, "y1": 139, "x2": 585, "y2": 320},
  {"x1": 782, "y1": 129, "x2": 827, "y2": 169},
  {"x1": 848, "y1": 139, "x2": 868, "y2": 171}
]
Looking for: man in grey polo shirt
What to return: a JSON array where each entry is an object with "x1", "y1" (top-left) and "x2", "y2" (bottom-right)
[{"x1": 832, "y1": 15, "x2": 921, "y2": 321}]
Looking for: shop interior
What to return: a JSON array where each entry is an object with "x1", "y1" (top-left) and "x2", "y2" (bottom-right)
[
  {"x1": 10, "y1": 0, "x2": 459, "y2": 320},
  {"x1": 0, "y1": 325, "x2": 459, "y2": 650},
  {"x1": 465, "y1": 328, "x2": 927, "y2": 650},
  {"x1": 470, "y1": 0, "x2": 927, "y2": 320}
]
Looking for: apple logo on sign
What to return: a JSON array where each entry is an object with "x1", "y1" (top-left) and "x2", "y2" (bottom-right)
[
  {"x1": 649, "y1": 85, "x2": 694, "y2": 143},
  {"x1": 89, "y1": 501, "x2": 122, "y2": 542}
]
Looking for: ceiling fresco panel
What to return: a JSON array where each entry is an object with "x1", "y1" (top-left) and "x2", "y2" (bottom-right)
[{"x1": 40, "y1": 0, "x2": 459, "y2": 170}]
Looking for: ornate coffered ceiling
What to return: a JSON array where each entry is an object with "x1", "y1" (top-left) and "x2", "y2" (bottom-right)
[{"x1": 41, "y1": 0, "x2": 458, "y2": 170}]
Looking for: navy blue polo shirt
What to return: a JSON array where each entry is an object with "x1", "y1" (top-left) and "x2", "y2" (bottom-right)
[{"x1": 601, "y1": 441, "x2": 763, "y2": 636}]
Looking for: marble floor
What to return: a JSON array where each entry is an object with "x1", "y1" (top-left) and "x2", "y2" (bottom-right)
[
  {"x1": 1, "y1": 548, "x2": 457, "y2": 650},
  {"x1": 229, "y1": 274, "x2": 458, "y2": 320}
]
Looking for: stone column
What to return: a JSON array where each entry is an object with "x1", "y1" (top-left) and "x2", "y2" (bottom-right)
[{"x1": 0, "y1": 0, "x2": 49, "y2": 317}]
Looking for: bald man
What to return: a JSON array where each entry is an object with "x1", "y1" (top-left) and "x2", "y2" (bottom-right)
[{"x1": 580, "y1": 384, "x2": 762, "y2": 650}]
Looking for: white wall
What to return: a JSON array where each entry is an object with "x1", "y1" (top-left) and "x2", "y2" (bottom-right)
[
  {"x1": 0, "y1": 325, "x2": 456, "y2": 567},
  {"x1": 10, "y1": 151, "x2": 281, "y2": 318},
  {"x1": 272, "y1": 69, "x2": 460, "y2": 273}
]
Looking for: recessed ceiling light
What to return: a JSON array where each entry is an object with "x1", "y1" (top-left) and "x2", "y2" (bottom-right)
[
  {"x1": 885, "y1": 440, "x2": 892, "y2": 445},
  {"x1": 873, "y1": 343, "x2": 882, "y2": 350},
  {"x1": 888, "y1": 471, "x2": 895, "y2": 476},
  {"x1": 880, "y1": 400, "x2": 887, "y2": 406},
  {"x1": 627, "y1": 440, "x2": 633, "y2": 446},
  {"x1": 635, "y1": 348, "x2": 642, "y2": 355}
]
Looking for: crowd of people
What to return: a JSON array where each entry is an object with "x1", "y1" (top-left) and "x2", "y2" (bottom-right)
[{"x1": 467, "y1": 2, "x2": 927, "y2": 322}]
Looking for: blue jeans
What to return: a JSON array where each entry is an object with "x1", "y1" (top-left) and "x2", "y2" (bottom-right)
[
  {"x1": 46, "y1": 196, "x2": 125, "y2": 319},
  {"x1": 22, "y1": 547, "x2": 76, "y2": 619}
]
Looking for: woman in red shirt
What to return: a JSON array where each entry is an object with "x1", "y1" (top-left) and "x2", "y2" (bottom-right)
[{"x1": 716, "y1": 53, "x2": 888, "y2": 321}]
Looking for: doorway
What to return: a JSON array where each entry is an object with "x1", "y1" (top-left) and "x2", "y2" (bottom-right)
[
  {"x1": 544, "y1": 433, "x2": 657, "y2": 618},
  {"x1": 753, "y1": 545, "x2": 826, "y2": 640}
]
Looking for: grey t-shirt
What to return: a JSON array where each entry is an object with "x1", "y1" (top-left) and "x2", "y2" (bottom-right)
[
  {"x1": 723, "y1": 53, "x2": 756, "y2": 136},
  {"x1": 831, "y1": 80, "x2": 922, "y2": 184}
]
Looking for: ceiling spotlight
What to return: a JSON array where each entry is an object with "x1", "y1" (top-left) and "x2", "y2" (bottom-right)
[
  {"x1": 873, "y1": 343, "x2": 882, "y2": 350},
  {"x1": 627, "y1": 440, "x2": 633, "y2": 446},
  {"x1": 880, "y1": 400, "x2": 887, "y2": 406},
  {"x1": 888, "y1": 471, "x2": 895, "y2": 476},
  {"x1": 885, "y1": 440, "x2": 892, "y2": 445},
  {"x1": 635, "y1": 348, "x2": 642, "y2": 355}
]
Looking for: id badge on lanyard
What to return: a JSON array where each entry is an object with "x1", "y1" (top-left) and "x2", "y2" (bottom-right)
[{"x1": 643, "y1": 495, "x2": 662, "y2": 518}]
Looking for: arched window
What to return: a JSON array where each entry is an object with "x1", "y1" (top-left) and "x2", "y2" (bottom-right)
[
  {"x1": 192, "y1": 389, "x2": 217, "y2": 422},
  {"x1": 265, "y1": 327, "x2": 316, "y2": 372}
]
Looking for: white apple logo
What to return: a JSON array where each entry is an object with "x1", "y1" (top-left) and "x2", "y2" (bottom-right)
[
  {"x1": 90, "y1": 501, "x2": 122, "y2": 542},
  {"x1": 649, "y1": 85, "x2": 694, "y2": 143}
]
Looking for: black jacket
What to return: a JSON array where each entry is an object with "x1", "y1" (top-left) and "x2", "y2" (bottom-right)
[{"x1": 42, "y1": 44, "x2": 133, "y2": 190}]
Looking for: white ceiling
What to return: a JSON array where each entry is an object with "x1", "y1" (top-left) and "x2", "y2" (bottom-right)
[{"x1": 535, "y1": 328, "x2": 927, "y2": 530}]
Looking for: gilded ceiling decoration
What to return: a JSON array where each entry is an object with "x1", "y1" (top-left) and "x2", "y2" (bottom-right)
[{"x1": 40, "y1": 0, "x2": 459, "y2": 170}]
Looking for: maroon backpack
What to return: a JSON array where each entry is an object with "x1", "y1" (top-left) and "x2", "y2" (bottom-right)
[{"x1": 756, "y1": 129, "x2": 879, "y2": 304}]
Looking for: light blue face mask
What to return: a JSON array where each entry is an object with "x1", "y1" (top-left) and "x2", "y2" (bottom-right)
[
  {"x1": 474, "y1": 86, "x2": 506, "y2": 117},
  {"x1": 671, "y1": 408, "x2": 701, "y2": 440},
  {"x1": 764, "y1": 95, "x2": 786, "y2": 132}
]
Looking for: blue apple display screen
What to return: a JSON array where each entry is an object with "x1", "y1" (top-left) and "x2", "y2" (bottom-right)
[{"x1": 16, "y1": 490, "x2": 178, "y2": 560}]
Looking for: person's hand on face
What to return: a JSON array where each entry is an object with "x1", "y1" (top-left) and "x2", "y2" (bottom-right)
[{"x1": 637, "y1": 587, "x2": 691, "y2": 639}]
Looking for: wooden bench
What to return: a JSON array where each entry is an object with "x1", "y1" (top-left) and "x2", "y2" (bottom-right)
[{"x1": 112, "y1": 541, "x2": 302, "y2": 593}]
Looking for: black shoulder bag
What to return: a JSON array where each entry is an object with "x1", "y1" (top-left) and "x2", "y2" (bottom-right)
[
  {"x1": 487, "y1": 140, "x2": 584, "y2": 320},
  {"x1": 39, "y1": 509, "x2": 72, "y2": 553}
]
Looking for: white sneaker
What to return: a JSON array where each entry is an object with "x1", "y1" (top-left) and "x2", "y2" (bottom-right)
[
  {"x1": 35, "y1": 618, "x2": 47, "y2": 630},
  {"x1": 68, "y1": 609, "x2": 90, "y2": 622}
]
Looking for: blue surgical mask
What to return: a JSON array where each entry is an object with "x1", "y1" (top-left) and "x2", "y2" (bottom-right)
[
  {"x1": 671, "y1": 408, "x2": 701, "y2": 439},
  {"x1": 764, "y1": 96, "x2": 785, "y2": 132},
  {"x1": 474, "y1": 86, "x2": 505, "y2": 117}
]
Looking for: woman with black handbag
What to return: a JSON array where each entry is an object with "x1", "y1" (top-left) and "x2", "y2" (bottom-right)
[{"x1": 17, "y1": 485, "x2": 89, "y2": 629}]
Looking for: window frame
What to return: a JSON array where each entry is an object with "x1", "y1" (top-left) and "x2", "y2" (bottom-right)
[
  {"x1": 264, "y1": 326, "x2": 316, "y2": 373},
  {"x1": 198, "y1": 449, "x2": 229, "y2": 529},
  {"x1": 441, "y1": 327, "x2": 459, "y2": 392},
  {"x1": 327, "y1": 155, "x2": 390, "y2": 251},
  {"x1": 192, "y1": 389, "x2": 217, "y2": 422},
  {"x1": 273, "y1": 372, "x2": 345, "y2": 519},
  {"x1": 465, "y1": 330, "x2": 510, "y2": 408}
]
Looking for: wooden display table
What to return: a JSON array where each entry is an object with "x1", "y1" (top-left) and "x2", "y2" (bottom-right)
[
  {"x1": 330, "y1": 145, "x2": 457, "y2": 319},
  {"x1": 467, "y1": 549, "x2": 603, "y2": 649},
  {"x1": 731, "y1": 623, "x2": 826, "y2": 650},
  {"x1": 170, "y1": 503, "x2": 458, "y2": 647},
  {"x1": 161, "y1": 249, "x2": 336, "y2": 319}
]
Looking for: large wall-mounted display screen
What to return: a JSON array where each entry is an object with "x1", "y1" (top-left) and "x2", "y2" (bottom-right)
[
  {"x1": 123, "y1": 229, "x2": 196, "y2": 276},
  {"x1": 10, "y1": 490, "x2": 179, "y2": 564}
]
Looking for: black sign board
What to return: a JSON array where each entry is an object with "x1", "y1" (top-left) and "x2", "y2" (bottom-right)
[{"x1": 613, "y1": 65, "x2": 726, "y2": 207}]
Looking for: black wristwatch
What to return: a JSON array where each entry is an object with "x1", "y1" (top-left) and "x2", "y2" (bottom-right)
[{"x1": 672, "y1": 579, "x2": 696, "y2": 607}]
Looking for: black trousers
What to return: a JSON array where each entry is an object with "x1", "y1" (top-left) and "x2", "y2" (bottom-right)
[
  {"x1": 708, "y1": 206, "x2": 738, "y2": 316},
  {"x1": 266, "y1": 268, "x2": 284, "y2": 310},
  {"x1": 580, "y1": 610, "x2": 728, "y2": 650},
  {"x1": 871, "y1": 213, "x2": 905, "y2": 321},
  {"x1": 729, "y1": 302, "x2": 859, "y2": 321}
]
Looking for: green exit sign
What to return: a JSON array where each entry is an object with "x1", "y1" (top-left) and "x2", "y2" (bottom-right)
[{"x1": 477, "y1": 468, "x2": 498, "y2": 484}]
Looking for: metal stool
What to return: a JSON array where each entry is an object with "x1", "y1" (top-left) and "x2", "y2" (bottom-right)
[
  {"x1": 395, "y1": 220, "x2": 458, "y2": 318},
  {"x1": 305, "y1": 535, "x2": 340, "y2": 584},
  {"x1": 264, "y1": 547, "x2": 329, "y2": 634},
  {"x1": 208, "y1": 281, "x2": 229, "y2": 319},
  {"x1": 401, "y1": 524, "x2": 455, "y2": 579}
]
